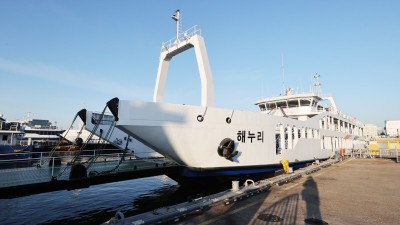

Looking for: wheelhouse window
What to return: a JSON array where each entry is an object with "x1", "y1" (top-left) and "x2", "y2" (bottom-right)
[
  {"x1": 259, "y1": 104, "x2": 266, "y2": 111},
  {"x1": 2, "y1": 135, "x2": 7, "y2": 141},
  {"x1": 300, "y1": 99, "x2": 311, "y2": 106},
  {"x1": 266, "y1": 103, "x2": 275, "y2": 110},
  {"x1": 312, "y1": 100, "x2": 318, "y2": 107},
  {"x1": 276, "y1": 101, "x2": 287, "y2": 108},
  {"x1": 287, "y1": 100, "x2": 299, "y2": 108}
]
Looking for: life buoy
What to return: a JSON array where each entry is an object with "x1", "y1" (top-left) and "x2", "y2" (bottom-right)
[{"x1": 217, "y1": 138, "x2": 238, "y2": 161}]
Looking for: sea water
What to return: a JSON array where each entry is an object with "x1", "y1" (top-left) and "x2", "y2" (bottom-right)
[{"x1": 0, "y1": 175, "x2": 230, "y2": 225}]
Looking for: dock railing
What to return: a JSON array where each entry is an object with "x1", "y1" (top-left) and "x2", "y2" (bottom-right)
[
  {"x1": 367, "y1": 148, "x2": 400, "y2": 163},
  {"x1": 0, "y1": 150, "x2": 130, "y2": 176},
  {"x1": 0, "y1": 150, "x2": 177, "y2": 192}
]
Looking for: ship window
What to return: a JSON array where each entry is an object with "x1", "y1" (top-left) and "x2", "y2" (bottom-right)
[
  {"x1": 92, "y1": 114, "x2": 114, "y2": 125},
  {"x1": 2, "y1": 135, "x2": 7, "y2": 141},
  {"x1": 300, "y1": 99, "x2": 311, "y2": 106},
  {"x1": 284, "y1": 128, "x2": 289, "y2": 149},
  {"x1": 312, "y1": 101, "x2": 318, "y2": 107},
  {"x1": 275, "y1": 133, "x2": 281, "y2": 155},
  {"x1": 288, "y1": 100, "x2": 299, "y2": 108},
  {"x1": 259, "y1": 104, "x2": 266, "y2": 111},
  {"x1": 266, "y1": 103, "x2": 275, "y2": 110},
  {"x1": 276, "y1": 101, "x2": 287, "y2": 108}
]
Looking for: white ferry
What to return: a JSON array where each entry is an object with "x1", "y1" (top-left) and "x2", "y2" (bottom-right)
[
  {"x1": 0, "y1": 114, "x2": 32, "y2": 159},
  {"x1": 18, "y1": 115, "x2": 65, "y2": 152},
  {"x1": 106, "y1": 10, "x2": 365, "y2": 179}
]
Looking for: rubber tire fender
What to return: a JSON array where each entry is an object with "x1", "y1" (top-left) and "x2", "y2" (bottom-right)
[{"x1": 217, "y1": 138, "x2": 235, "y2": 157}]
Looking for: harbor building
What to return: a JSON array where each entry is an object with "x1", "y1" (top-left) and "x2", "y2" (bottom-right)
[
  {"x1": 385, "y1": 120, "x2": 400, "y2": 137},
  {"x1": 363, "y1": 124, "x2": 378, "y2": 138}
]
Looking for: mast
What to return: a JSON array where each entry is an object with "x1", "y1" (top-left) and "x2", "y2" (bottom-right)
[
  {"x1": 281, "y1": 54, "x2": 285, "y2": 93},
  {"x1": 171, "y1": 9, "x2": 181, "y2": 43},
  {"x1": 313, "y1": 73, "x2": 321, "y2": 96},
  {"x1": 153, "y1": 10, "x2": 215, "y2": 106}
]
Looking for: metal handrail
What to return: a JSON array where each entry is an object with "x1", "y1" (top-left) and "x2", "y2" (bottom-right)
[
  {"x1": 161, "y1": 25, "x2": 201, "y2": 52},
  {"x1": 0, "y1": 150, "x2": 130, "y2": 163}
]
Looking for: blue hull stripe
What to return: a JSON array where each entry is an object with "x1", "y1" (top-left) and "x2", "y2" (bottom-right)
[{"x1": 182, "y1": 162, "x2": 309, "y2": 178}]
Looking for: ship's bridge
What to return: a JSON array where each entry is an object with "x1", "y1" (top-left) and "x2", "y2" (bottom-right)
[{"x1": 255, "y1": 89, "x2": 328, "y2": 120}]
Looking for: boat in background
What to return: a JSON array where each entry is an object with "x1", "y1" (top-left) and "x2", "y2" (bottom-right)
[
  {"x1": 105, "y1": 10, "x2": 366, "y2": 180},
  {"x1": 7, "y1": 113, "x2": 66, "y2": 152},
  {"x1": 0, "y1": 114, "x2": 32, "y2": 160},
  {"x1": 61, "y1": 120, "x2": 113, "y2": 150}
]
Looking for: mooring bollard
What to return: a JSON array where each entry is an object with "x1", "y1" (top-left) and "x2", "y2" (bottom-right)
[{"x1": 231, "y1": 180, "x2": 239, "y2": 191}]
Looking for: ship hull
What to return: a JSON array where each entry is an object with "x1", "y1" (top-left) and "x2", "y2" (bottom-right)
[
  {"x1": 112, "y1": 100, "x2": 359, "y2": 178},
  {"x1": 0, "y1": 145, "x2": 32, "y2": 160}
]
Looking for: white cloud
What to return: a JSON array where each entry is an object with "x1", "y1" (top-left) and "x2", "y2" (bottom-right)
[{"x1": 0, "y1": 58, "x2": 151, "y2": 99}]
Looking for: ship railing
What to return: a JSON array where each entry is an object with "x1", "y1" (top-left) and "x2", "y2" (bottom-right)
[
  {"x1": 161, "y1": 25, "x2": 201, "y2": 52},
  {"x1": 10, "y1": 124, "x2": 19, "y2": 131},
  {"x1": 0, "y1": 150, "x2": 135, "y2": 168}
]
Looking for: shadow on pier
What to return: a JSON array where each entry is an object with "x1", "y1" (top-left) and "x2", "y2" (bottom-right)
[{"x1": 183, "y1": 176, "x2": 326, "y2": 225}]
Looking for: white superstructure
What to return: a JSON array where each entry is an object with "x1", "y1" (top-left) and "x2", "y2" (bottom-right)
[
  {"x1": 106, "y1": 10, "x2": 366, "y2": 178},
  {"x1": 385, "y1": 120, "x2": 400, "y2": 137},
  {"x1": 364, "y1": 124, "x2": 379, "y2": 138},
  {"x1": 0, "y1": 115, "x2": 32, "y2": 155},
  {"x1": 6, "y1": 113, "x2": 65, "y2": 151}
]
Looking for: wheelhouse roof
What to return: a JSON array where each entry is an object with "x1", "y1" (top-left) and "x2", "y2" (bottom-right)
[{"x1": 255, "y1": 93, "x2": 323, "y2": 105}]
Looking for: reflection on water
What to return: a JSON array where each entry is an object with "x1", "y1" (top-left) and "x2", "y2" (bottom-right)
[
  {"x1": 0, "y1": 176, "x2": 175, "y2": 225},
  {"x1": 0, "y1": 175, "x2": 230, "y2": 225}
]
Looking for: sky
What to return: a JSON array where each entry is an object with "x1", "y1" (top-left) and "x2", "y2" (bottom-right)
[{"x1": 1, "y1": 0, "x2": 399, "y2": 129}]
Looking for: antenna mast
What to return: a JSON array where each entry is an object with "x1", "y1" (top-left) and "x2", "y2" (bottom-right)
[
  {"x1": 281, "y1": 54, "x2": 285, "y2": 93},
  {"x1": 171, "y1": 9, "x2": 181, "y2": 43},
  {"x1": 313, "y1": 73, "x2": 321, "y2": 96}
]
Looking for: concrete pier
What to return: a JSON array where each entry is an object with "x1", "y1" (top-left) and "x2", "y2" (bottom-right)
[{"x1": 179, "y1": 158, "x2": 400, "y2": 225}]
